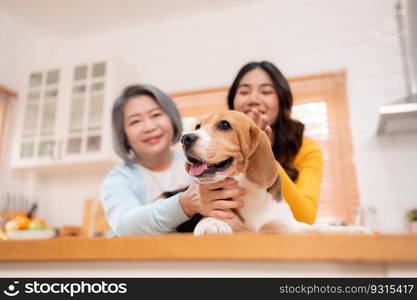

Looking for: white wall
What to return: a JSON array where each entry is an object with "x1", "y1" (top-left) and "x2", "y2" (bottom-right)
[
  {"x1": 2, "y1": 0, "x2": 416, "y2": 232},
  {"x1": 0, "y1": 9, "x2": 38, "y2": 90}
]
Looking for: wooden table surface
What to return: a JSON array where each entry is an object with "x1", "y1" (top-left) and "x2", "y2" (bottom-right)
[{"x1": 1, "y1": 233, "x2": 416, "y2": 263}]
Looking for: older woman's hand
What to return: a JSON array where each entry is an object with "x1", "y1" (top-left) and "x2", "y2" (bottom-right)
[
  {"x1": 247, "y1": 107, "x2": 273, "y2": 141},
  {"x1": 179, "y1": 178, "x2": 245, "y2": 219}
]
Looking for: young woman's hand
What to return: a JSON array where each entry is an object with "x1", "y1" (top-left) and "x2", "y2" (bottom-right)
[
  {"x1": 247, "y1": 107, "x2": 273, "y2": 141},
  {"x1": 179, "y1": 178, "x2": 246, "y2": 219}
]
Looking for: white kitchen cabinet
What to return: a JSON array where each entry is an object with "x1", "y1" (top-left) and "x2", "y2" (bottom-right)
[{"x1": 11, "y1": 58, "x2": 135, "y2": 171}]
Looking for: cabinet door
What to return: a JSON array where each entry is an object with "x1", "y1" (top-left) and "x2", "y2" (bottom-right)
[
  {"x1": 65, "y1": 62, "x2": 106, "y2": 156},
  {"x1": 19, "y1": 69, "x2": 60, "y2": 161}
]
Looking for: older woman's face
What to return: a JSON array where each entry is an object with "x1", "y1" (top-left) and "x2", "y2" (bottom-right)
[
  {"x1": 233, "y1": 68, "x2": 279, "y2": 125},
  {"x1": 123, "y1": 95, "x2": 174, "y2": 160}
]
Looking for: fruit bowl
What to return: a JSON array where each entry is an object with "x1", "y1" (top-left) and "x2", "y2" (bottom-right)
[
  {"x1": 3, "y1": 215, "x2": 56, "y2": 240},
  {"x1": 6, "y1": 229, "x2": 56, "y2": 240}
]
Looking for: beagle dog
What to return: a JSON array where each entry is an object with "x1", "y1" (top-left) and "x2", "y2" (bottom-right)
[{"x1": 181, "y1": 110, "x2": 370, "y2": 236}]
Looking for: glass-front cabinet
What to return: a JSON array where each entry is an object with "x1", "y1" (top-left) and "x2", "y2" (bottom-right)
[
  {"x1": 20, "y1": 69, "x2": 60, "y2": 161},
  {"x1": 66, "y1": 62, "x2": 105, "y2": 156},
  {"x1": 12, "y1": 59, "x2": 133, "y2": 170}
]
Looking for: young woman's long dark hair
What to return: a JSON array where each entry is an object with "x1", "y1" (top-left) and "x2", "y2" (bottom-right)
[{"x1": 227, "y1": 61, "x2": 304, "y2": 181}]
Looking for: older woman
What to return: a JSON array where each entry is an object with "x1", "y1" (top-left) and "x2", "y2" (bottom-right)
[{"x1": 101, "y1": 84, "x2": 245, "y2": 236}]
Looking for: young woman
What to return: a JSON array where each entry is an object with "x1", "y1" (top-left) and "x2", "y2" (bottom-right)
[
  {"x1": 227, "y1": 61, "x2": 323, "y2": 224},
  {"x1": 101, "y1": 84, "x2": 245, "y2": 236}
]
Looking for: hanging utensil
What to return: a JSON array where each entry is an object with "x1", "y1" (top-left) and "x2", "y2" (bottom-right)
[{"x1": 27, "y1": 203, "x2": 38, "y2": 219}]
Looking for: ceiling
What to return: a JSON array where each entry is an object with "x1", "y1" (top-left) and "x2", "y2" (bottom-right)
[{"x1": 0, "y1": 0, "x2": 256, "y2": 39}]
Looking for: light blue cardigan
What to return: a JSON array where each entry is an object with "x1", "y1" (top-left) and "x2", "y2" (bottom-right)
[{"x1": 100, "y1": 163, "x2": 190, "y2": 236}]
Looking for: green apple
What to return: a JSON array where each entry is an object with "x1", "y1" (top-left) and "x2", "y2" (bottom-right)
[{"x1": 28, "y1": 220, "x2": 46, "y2": 230}]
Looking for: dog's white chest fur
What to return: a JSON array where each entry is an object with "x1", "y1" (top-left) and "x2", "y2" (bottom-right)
[
  {"x1": 194, "y1": 174, "x2": 299, "y2": 235},
  {"x1": 232, "y1": 174, "x2": 293, "y2": 232}
]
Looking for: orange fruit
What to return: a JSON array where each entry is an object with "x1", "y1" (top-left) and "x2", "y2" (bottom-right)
[{"x1": 14, "y1": 215, "x2": 31, "y2": 230}]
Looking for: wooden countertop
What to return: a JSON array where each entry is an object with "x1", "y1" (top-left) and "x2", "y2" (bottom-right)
[{"x1": 1, "y1": 233, "x2": 416, "y2": 263}]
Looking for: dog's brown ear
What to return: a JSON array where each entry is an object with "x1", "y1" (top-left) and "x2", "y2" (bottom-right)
[{"x1": 245, "y1": 124, "x2": 278, "y2": 189}]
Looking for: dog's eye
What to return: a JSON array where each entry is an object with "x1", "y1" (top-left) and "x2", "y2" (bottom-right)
[
  {"x1": 217, "y1": 120, "x2": 231, "y2": 131},
  {"x1": 195, "y1": 124, "x2": 201, "y2": 130}
]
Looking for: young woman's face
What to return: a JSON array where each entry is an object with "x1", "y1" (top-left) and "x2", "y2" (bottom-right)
[
  {"x1": 123, "y1": 95, "x2": 174, "y2": 160},
  {"x1": 233, "y1": 68, "x2": 279, "y2": 125}
]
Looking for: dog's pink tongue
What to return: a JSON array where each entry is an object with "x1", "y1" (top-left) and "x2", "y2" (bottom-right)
[{"x1": 190, "y1": 163, "x2": 208, "y2": 176}]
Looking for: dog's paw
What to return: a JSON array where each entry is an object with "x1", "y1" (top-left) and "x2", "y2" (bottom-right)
[{"x1": 193, "y1": 217, "x2": 233, "y2": 236}]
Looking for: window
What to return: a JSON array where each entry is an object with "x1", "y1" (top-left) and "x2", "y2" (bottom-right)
[
  {"x1": 171, "y1": 71, "x2": 359, "y2": 225},
  {"x1": 290, "y1": 72, "x2": 359, "y2": 225}
]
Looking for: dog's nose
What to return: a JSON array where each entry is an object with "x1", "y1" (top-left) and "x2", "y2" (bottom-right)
[{"x1": 181, "y1": 133, "x2": 198, "y2": 148}]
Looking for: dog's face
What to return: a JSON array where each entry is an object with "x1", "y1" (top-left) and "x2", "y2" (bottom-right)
[{"x1": 181, "y1": 110, "x2": 278, "y2": 188}]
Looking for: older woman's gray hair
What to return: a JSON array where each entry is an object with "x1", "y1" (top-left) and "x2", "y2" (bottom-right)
[{"x1": 112, "y1": 83, "x2": 183, "y2": 164}]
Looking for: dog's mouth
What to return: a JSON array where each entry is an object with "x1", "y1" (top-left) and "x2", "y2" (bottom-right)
[{"x1": 186, "y1": 155, "x2": 233, "y2": 177}]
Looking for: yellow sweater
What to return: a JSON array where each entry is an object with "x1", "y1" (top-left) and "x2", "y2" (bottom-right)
[{"x1": 277, "y1": 138, "x2": 323, "y2": 224}]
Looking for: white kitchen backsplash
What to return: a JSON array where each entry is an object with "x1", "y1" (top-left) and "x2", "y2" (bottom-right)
[{"x1": 0, "y1": 171, "x2": 38, "y2": 213}]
